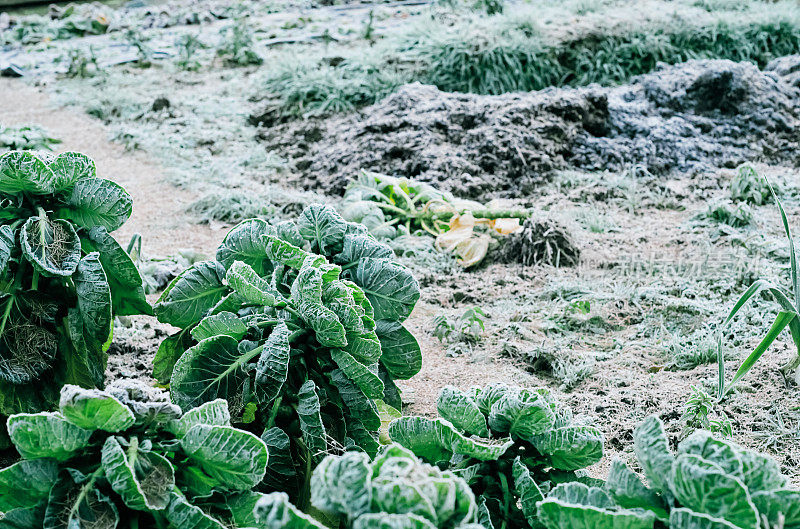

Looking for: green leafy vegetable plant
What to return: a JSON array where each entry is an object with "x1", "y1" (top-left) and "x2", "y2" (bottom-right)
[
  {"x1": 254, "y1": 443, "x2": 486, "y2": 529},
  {"x1": 153, "y1": 204, "x2": 421, "y2": 506},
  {"x1": 0, "y1": 151, "x2": 150, "y2": 425},
  {"x1": 388, "y1": 383, "x2": 604, "y2": 529},
  {"x1": 536, "y1": 415, "x2": 800, "y2": 529},
  {"x1": 0, "y1": 383, "x2": 269, "y2": 528},
  {"x1": 341, "y1": 172, "x2": 528, "y2": 267}
]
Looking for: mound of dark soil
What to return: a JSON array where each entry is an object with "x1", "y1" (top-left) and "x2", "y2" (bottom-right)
[{"x1": 256, "y1": 58, "x2": 800, "y2": 200}]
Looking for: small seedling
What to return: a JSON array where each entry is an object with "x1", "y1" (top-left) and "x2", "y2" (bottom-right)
[
  {"x1": 62, "y1": 46, "x2": 101, "y2": 78},
  {"x1": 124, "y1": 29, "x2": 154, "y2": 67},
  {"x1": 175, "y1": 33, "x2": 206, "y2": 71},
  {"x1": 681, "y1": 385, "x2": 733, "y2": 438},
  {"x1": 433, "y1": 307, "x2": 487, "y2": 346},
  {"x1": 217, "y1": 22, "x2": 263, "y2": 67}
]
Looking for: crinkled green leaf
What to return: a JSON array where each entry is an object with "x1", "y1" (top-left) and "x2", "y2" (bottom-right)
[
  {"x1": 0, "y1": 376, "x2": 60, "y2": 416},
  {"x1": 437, "y1": 385, "x2": 489, "y2": 438},
  {"x1": 56, "y1": 178, "x2": 132, "y2": 232},
  {"x1": 74, "y1": 252, "x2": 112, "y2": 346},
  {"x1": 153, "y1": 329, "x2": 192, "y2": 385},
  {"x1": 751, "y1": 489, "x2": 800, "y2": 527},
  {"x1": 0, "y1": 459, "x2": 58, "y2": 511},
  {"x1": 353, "y1": 514, "x2": 438, "y2": 529},
  {"x1": 7, "y1": 412, "x2": 92, "y2": 461},
  {"x1": 346, "y1": 417, "x2": 381, "y2": 457},
  {"x1": 346, "y1": 330, "x2": 382, "y2": 365},
  {"x1": 0, "y1": 225, "x2": 14, "y2": 273},
  {"x1": 174, "y1": 464, "x2": 218, "y2": 499},
  {"x1": 58, "y1": 385, "x2": 135, "y2": 432},
  {"x1": 165, "y1": 492, "x2": 226, "y2": 529},
  {"x1": 261, "y1": 427, "x2": 297, "y2": 492},
  {"x1": 488, "y1": 388, "x2": 556, "y2": 439},
  {"x1": 310, "y1": 451, "x2": 372, "y2": 518},
  {"x1": 668, "y1": 508, "x2": 743, "y2": 529},
  {"x1": 389, "y1": 416, "x2": 513, "y2": 464},
  {"x1": 536, "y1": 482, "x2": 656, "y2": 529},
  {"x1": 472, "y1": 383, "x2": 509, "y2": 416},
  {"x1": 101, "y1": 436, "x2": 174, "y2": 511},
  {"x1": 255, "y1": 322, "x2": 291, "y2": 403},
  {"x1": 532, "y1": 424, "x2": 604, "y2": 471},
  {"x1": 370, "y1": 478, "x2": 437, "y2": 522},
  {"x1": 297, "y1": 204, "x2": 348, "y2": 255},
  {"x1": 513, "y1": 457, "x2": 545, "y2": 526},
  {"x1": 0, "y1": 151, "x2": 54, "y2": 195},
  {"x1": 170, "y1": 335, "x2": 253, "y2": 413},
  {"x1": 678, "y1": 431, "x2": 743, "y2": 477},
  {"x1": 20, "y1": 216, "x2": 81, "y2": 277},
  {"x1": 180, "y1": 424, "x2": 268, "y2": 490},
  {"x1": 606, "y1": 459, "x2": 668, "y2": 521},
  {"x1": 670, "y1": 454, "x2": 758, "y2": 529},
  {"x1": 226, "y1": 260, "x2": 278, "y2": 306},
  {"x1": 0, "y1": 502, "x2": 46, "y2": 528},
  {"x1": 154, "y1": 260, "x2": 228, "y2": 328},
  {"x1": 633, "y1": 415, "x2": 674, "y2": 494},
  {"x1": 82, "y1": 226, "x2": 151, "y2": 316},
  {"x1": 376, "y1": 320, "x2": 421, "y2": 380},
  {"x1": 168, "y1": 399, "x2": 231, "y2": 438},
  {"x1": 736, "y1": 446, "x2": 788, "y2": 493},
  {"x1": 191, "y1": 311, "x2": 248, "y2": 342},
  {"x1": 216, "y1": 218, "x2": 273, "y2": 273},
  {"x1": 331, "y1": 348, "x2": 384, "y2": 399},
  {"x1": 224, "y1": 491, "x2": 269, "y2": 527},
  {"x1": 254, "y1": 492, "x2": 327, "y2": 529},
  {"x1": 297, "y1": 379, "x2": 327, "y2": 464},
  {"x1": 44, "y1": 469, "x2": 119, "y2": 529},
  {"x1": 353, "y1": 258, "x2": 419, "y2": 322},
  {"x1": 335, "y1": 233, "x2": 394, "y2": 265},
  {"x1": 263, "y1": 233, "x2": 323, "y2": 270},
  {"x1": 48, "y1": 151, "x2": 95, "y2": 192},
  {"x1": 379, "y1": 364, "x2": 403, "y2": 411},
  {"x1": 329, "y1": 369, "x2": 381, "y2": 430},
  {"x1": 299, "y1": 300, "x2": 347, "y2": 347},
  {"x1": 209, "y1": 291, "x2": 245, "y2": 316}
]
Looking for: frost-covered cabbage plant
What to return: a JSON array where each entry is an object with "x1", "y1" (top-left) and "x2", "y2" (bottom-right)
[
  {"x1": 0, "y1": 151, "x2": 149, "y2": 425},
  {"x1": 255, "y1": 443, "x2": 486, "y2": 529},
  {"x1": 537, "y1": 415, "x2": 800, "y2": 529},
  {"x1": 0, "y1": 384, "x2": 269, "y2": 528},
  {"x1": 388, "y1": 384, "x2": 604, "y2": 529},
  {"x1": 153, "y1": 204, "x2": 421, "y2": 501}
]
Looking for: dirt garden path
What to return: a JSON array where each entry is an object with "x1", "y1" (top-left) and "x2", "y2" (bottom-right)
[{"x1": 0, "y1": 78, "x2": 224, "y2": 257}]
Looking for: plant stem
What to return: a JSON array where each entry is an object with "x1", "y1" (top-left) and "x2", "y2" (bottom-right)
[
  {"x1": 419, "y1": 208, "x2": 531, "y2": 223},
  {"x1": 374, "y1": 202, "x2": 412, "y2": 217},
  {"x1": 253, "y1": 319, "x2": 281, "y2": 329},
  {"x1": 266, "y1": 395, "x2": 283, "y2": 430}
]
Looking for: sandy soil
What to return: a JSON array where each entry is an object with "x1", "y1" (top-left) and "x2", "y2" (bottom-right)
[{"x1": 0, "y1": 78, "x2": 225, "y2": 256}]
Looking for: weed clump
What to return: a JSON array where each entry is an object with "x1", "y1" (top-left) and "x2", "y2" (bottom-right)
[
  {"x1": 499, "y1": 216, "x2": 580, "y2": 267},
  {"x1": 254, "y1": 60, "x2": 404, "y2": 122},
  {"x1": 730, "y1": 164, "x2": 774, "y2": 205},
  {"x1": 0, "y1": 125, "x2": 60, "y2": 151},
  {"x1": 186, "y1": 189, "x2": 274, "y2": 223},
  {"x1": 217, "y1": 22, "x2": 263, "y2": 67},
  {"x1": 699, "y1": 199, "x2": 755, "y2": 228}
]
